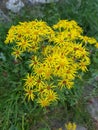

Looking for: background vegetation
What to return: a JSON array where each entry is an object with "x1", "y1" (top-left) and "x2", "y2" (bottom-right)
[{"x1": 0, "y1": 0, "x2": 98, "y2": 129}]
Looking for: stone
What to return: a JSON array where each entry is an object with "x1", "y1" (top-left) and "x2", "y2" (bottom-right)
[
  {"x1": 6, "y1": 0, "x2": 24, "y2": 13},
  {"x1": 76, "y1": 125, "x2": 87, "y2": 130},
  {"x1": 87, "y1": 97, "x2": 98, "y2": 121},
  {"x1": 0, "y1": 0, "x2": 59, "y2": 13},
  {"x1": 28, "y1": 0, "x2": 59, "y2": 4}
]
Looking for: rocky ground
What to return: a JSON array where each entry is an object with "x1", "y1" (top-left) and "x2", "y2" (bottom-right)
[{"x1": 87, "y1": 97, "x2": 98, "y2": 130}]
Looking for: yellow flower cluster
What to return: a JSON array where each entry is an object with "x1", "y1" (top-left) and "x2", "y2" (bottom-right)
[
  {"x1": 5, "y1": 19, "x2": 98, "y2": 107},
  {"x1": 59, "y1": 122, "x2": 76, "y2": 130},
  {"x1": 5, "y1": 20, "x2": 54, "y2": 58}
]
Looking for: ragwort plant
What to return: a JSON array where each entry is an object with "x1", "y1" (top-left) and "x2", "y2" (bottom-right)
[{"x1": 5, "y1": 19, "x2": 98, "y2": 109}]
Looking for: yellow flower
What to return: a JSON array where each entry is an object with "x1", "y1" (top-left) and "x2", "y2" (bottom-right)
[
  {"x1": 23, "y1": 73, "x2": 36, "y2": 88},
  {"x1": 58, "y1": 128, "x2": 62, "y2": 130},
  {"x1": 73, "y1": 43, "x2": 89, "y2": 59},
  {"x1": 44, "y1": 55, "x2": 54, "y2": 66},
  {"x1": 35, "y1": 78, "x2": 45, "y2": 89},
  {"x1": 29, "y1": 56, "x2": 39, "y2": 68},
  {"x1": 95, "y1": 42, "x2": 98, "y2": 48},
  {"x1": 53, "y1": 34, "x2": 65, "y2": 45},
  {"x1": 65, "y1": 122, "x2": 76, "y2": 130},
  {"x1": 4, "y1": 26, "x2": 16, "y2": 44},
  {"x1": 43, "y1": 45, "x2": 53, "y2": 56},
  {"x1": 65, "y1": 68, "x2": 76, "y2": 80},
  {"x1": 12, "y1": 47, "x2": 23, "y2": 59},
  {"x1": 34, "y1": 65, "x2": 44, "y2": 78},
  {"x1": 46, "y1": 90, "x2": 58, "y2": 102},
  {"x1": 45, "y1": 83, "x2": 56, "y2": 90},
  {"x1": 58, "y1": 78, "x2": 74, "y2": 89},
  {"x1": 79, "y1": 60, "x2": 89, "y2": 72},
  {"x1": 35, "y1": 81, "x2": 46, "y2": 96},
  {"x1": 4, "y1": 33, "x2": 15, "y2": 44},
  {"x1": 58, "y1": 57, "x2": 69, "y2": 68},
  {"x1": 82, "y1": 36, "x2": 97, "y2": 45},
  {"x1": 28, "y1": 42, "x2": 39, "y2": 52},
  {"x1": 42, "y1": 65, "x2": 52, "y2": 80},
  {"x1": 16, "y1": 39, "x2": 31, "y2": 51},
  {"x1": 24, "y1": 87, "x2": 35, "y2": 101},
  {"x1": 37, "y1": 97, "x2": 50, "y2": 107}
]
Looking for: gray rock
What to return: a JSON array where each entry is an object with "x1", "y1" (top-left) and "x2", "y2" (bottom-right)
[
  {"x1": 0, "y1": 0, "x2": 59, "y2": 13},
  {"x1": 0, "y1": 9, "x2": 11, "y2": 23},
  {"x1": 76, "y1": 125, "x2": 87, "y2": 130},
  {"x1": 87, "y1": 97, "x2": 98, "y2": 121},
  {"x1": 6, "y1": 0, "x2": 24, "y2": 13},
  {"x1": 28, "y1": 0, "x2": 59, "y2": 4}
]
